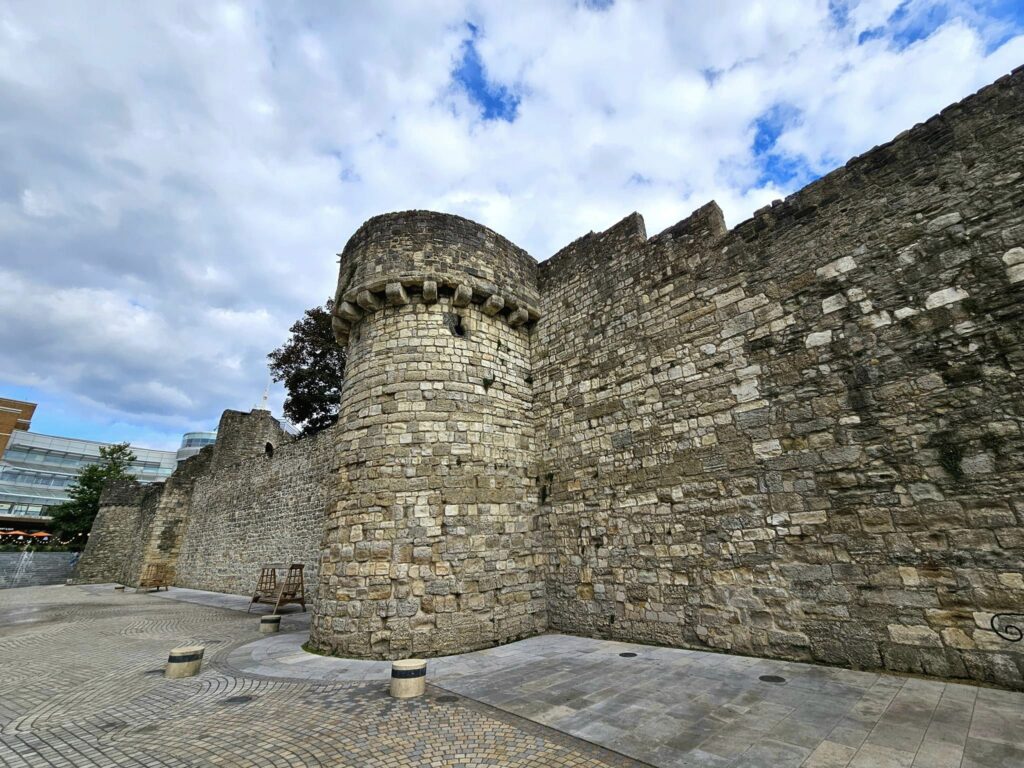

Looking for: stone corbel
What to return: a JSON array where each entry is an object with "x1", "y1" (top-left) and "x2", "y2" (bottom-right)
[
  {"x1": 356, "y1": 290, "x2": 383, "y2": 312},
  {"x1": 481, "y1": 295, "x2": 505, "y2": 316},
  {"x1": 337, "y1": 301, "x2": 363, "y2": 322},
  {"x1": 386, "y1": 282, "x2": 409, "y2": 306},
  {"x1": 453, "y1": 284, "x2": 473, "y2": 308},
  {"x1": 422, "y1": 280, "x2": 438, "y2": 303}
]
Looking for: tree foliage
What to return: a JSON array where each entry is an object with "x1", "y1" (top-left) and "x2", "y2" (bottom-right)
[
  {"x1": 49, "y1": 443, "x2": 136, "y2": 541},
  {"x1": 268, "y1": 298, "x2": 347, "y2": 434}
]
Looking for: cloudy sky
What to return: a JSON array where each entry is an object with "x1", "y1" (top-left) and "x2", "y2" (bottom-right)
[{"x1": 1, "y1": 0, "x2": 1022, "y2": 450}]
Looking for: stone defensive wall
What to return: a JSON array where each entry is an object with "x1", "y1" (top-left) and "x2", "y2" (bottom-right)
[
  {"x1": 535, "y1": 66, "x2": 1024, "y2": 688},
  {"x1": 74, "y1": 408, "x2": 328, "y2": 595},
  {"x1": 173, "y1": 420, "x2": 331, "y2": 595},
  {"x1": 75, "y1": 66, "x2": 1023, "y2": 689}
]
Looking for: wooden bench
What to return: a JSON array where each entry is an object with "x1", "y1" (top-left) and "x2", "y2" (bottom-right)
[
  {"x1": 248, "y1": 563, "x2": 306, "y2": 613},
  {"x1": 138, "y1": 564, "x2": 170, "y2": 592}
]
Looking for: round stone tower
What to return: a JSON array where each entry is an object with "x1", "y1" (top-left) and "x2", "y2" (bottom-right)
[{"x1": 309, "y1": 210, "x2": 546, "y2": 659}]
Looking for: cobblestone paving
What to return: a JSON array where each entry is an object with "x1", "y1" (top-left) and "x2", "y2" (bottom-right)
[{"x1": 0, "y1": 586, "x2": 644, "y2": 768}]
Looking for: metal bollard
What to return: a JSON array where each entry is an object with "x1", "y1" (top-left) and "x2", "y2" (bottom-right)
[
  {"x1": 165, "y1": 645, "x2": 205, "y2": 679},
  {"x1": 259, "y1": 615, "x2": 281, "y2": 634},
  {"x1": 390, "y1": 658, "x2": 426, "y2": 699}
]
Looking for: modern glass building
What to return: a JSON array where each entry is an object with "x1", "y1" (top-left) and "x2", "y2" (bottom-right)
[
  {"x1": 175, "y1": 431, "x2": 218, "y2": 462},
  {"x1": 0, "y1": 431, "x2": 179, "y2": 520}
]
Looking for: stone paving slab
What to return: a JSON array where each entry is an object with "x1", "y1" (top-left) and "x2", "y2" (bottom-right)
[{"x1": 227, "y1": 618, "x2": 1024, "y2": 768}]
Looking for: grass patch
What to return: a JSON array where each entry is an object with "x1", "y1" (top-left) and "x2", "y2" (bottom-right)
[{"x1": 301, "y1": 641, "x2": 328, "y2": 656}]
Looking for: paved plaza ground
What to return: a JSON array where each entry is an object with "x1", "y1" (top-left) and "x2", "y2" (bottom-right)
[{"x1": 0, "y1": 585, "x2": 1021, "y2": 768}]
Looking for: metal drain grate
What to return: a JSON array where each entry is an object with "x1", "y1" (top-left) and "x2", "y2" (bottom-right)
[
  {"x1": 619, "y1": 652, "x2": 638, "y2": 658},
  {"x1": 758, "y1": 675, "x2": 786, "y2": 684},
  {"x1": 222, "y1": 695, "x2": 255, "y2": 705},
  {"x1": 436, "y1": 695, "x2": 458, "y2": 703}
]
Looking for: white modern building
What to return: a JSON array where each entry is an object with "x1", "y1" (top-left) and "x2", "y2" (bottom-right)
[
  {"x1": 175, "y1": 431, "x2": 218, "y2": 462},
  {"x1": 0, "y1": 431, "x2": 180, "y2": 521}
]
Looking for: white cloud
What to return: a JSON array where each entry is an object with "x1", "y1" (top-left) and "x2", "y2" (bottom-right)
[{"x1": 0, "y1": 0, "x2": 1020, "y2": 440}]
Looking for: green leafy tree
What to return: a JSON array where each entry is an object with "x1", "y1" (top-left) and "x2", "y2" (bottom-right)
[
  {"x1": 268, "y1": 298, "x2": 347, "y2": 435},
  {"x1": 49, "y1": 443, "x2": 136, "y2": 541}
]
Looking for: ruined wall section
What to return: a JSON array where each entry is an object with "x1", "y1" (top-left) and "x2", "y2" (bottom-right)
[
  {"x1": 74, "y1": 409, "x2": 311, "y2": 591},
  {"x1": 210, "y1": 409, "x2": 293, "y2": 471},
  {"x1": 311, "y1": 211, "x2": 546, "y2": 659},
  {"x1": 536, "y1": 67, "x2": 1024, "y2": 689},
  {"x1": 72, "y1": 479, "x2": 161, "y2": 584},
  {"x1": 173, "y1": 425, "x2": 334, "y2": 595},
  {"x1": 130, "y1": 450, "x2": 213, "y2": 584}
]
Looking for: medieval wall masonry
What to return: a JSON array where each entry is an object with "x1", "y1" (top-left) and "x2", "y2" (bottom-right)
[
  {"x1": 535, "y1": 67, "x2": 1024, "y2": 689},
  {"x1": 173, "y1": 424, "x2": 332, "y2": 594},
  {"x1": 75, "y1": 67, "x2": 1024, "y2": 689},
  {"x1": 75, "y1": 409, "x2": 329, "y2": 594}
]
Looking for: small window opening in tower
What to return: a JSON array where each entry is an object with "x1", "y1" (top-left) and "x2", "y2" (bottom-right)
[
  {"x1": 445, "y1": 313, "x2": 467, "y2": 337},
  {"x1": 265, "y1": 443, "x2": 274, "y2": 459}
]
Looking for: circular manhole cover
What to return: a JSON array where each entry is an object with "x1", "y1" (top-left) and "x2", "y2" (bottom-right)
[
  {"x1": 758, "y1": 675, "x2": 786, "y2": 684},
  {"x1": 619, "y1": 652, "x2": 638, "y2": 658}
]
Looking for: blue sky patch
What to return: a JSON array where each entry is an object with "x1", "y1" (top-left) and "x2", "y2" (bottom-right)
[
  {"x1": 452, "y1": 23, "x2": 520, "y2": 122},
  {"x1": 829, "y1": 0, "x2": 852, "y2": 29},
  {"x1": 887, "y1": 1, "x2": 950, "y2": 49},
  {"x1": 751, "y1": 104, "x2": 813, "y2": 187},
  {"x1": 856, "y1": 1, "x2": 1024, "y2": 53},
  {"x1": 752, "y1": 104, "x2": 801, "y2": 156}
]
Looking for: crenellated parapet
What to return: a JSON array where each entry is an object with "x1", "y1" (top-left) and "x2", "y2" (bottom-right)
[{"x1": 330, "y1": 210, "x2": 542, "y2": 345}]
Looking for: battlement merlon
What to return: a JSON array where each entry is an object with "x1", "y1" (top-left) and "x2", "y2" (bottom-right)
[{"x1": 331, "y1": 210, "x2": 542, "y2": 345}]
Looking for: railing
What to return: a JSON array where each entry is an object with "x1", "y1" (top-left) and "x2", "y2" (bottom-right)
[{"x1": 991, "y1": 613, "x2": 1023, "y2": 642}]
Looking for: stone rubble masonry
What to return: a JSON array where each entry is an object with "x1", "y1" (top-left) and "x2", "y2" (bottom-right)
[
  {"x1": 533, "y1": 66, "x2": 1024, "y2": 690},
  {"x1": 74, "y1": 408, "x2": 328, "y2": 593},
  {"x1": 75, "y1": 67, "x2": 1024, "y2": 689},
  {"x1": 174, "y1": 424, "x2": 332, "y2": 594}
]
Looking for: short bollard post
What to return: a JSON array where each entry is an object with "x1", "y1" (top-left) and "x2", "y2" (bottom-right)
[
  {"x1": 259, "y1": 615, "x2": 281, "y2": 634},
  {"x1": 165, "y1": 645, "x2": 204, "y2": 679},
  {"x1": 390, "y1": 658, "x2": 426, "y2": 699}
]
